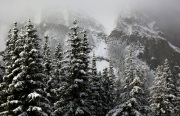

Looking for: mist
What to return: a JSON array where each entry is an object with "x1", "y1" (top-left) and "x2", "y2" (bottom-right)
[{"x1": 0, "y1": 0, "x2": 180, "y2": 51}]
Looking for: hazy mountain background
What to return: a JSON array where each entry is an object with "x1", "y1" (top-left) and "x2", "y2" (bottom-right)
[{"x1": 0, "y1": 0, "x2": 180, "y2": 85}]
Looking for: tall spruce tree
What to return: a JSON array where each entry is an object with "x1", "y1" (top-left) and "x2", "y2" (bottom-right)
[
  {"x1": 42, "y1": 35, "x2": 52, "y2": 77},
  {"x1": 42, "y1": 36, "x2": 55, "y2": 108},
  {"x1": 151, "y1": 65, "x2": 167, "y2": 116},
  {"x1": 54, "y1": 40, "x2": 63, "y2": 83},
  {"x1": 51, "y1": 40, "x2": 63, "y2": 113},
  {"x1": 151, "y1": 59, "x2": 179, "y2": 116},
  {"x1": 173, "y1": 66, "x2": 180, "y2": 115},
  {"x1": 0, "y1": 22, "x2": 23, "y2": 113},
  {"x1": 53, "y1": 40, "x2": 63, "y2": 87},
  {"x1": 0, "y1": 20, "x2": 51, "y2": 115},
  {"x1": 54, "y1": 20, "x2": 91, "y2": 116},
  {"x1": 89, "y1": 53, "x2": 103, "y2": 116},
  {"x1": 163, "y1": 59, "x2": 179, "y2": 115},
  {"x1": 101, "y1": 61, "x2": 116, "y2": 115},
  {"x1": 108, "y1": 60, "x2": 116, "y2": 107},
  {"x1": 107, "y1": 47, "x2": 149, "y2": 116},
  {"x1": 101, "y1": 67, "x2": 112, "y2": 115}
]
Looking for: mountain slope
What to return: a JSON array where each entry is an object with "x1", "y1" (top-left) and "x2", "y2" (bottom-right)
[{"x1": 108, "y1": 10, "x2": 180, "y2": 73}]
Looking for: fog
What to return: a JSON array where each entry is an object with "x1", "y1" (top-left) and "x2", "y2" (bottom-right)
[{"x1": 0, "y1": 0, "x2": 180, "y2": 50}]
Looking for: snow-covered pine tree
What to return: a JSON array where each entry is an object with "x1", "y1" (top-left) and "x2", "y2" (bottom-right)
[
  {"x1": 130, "y1": 68, "x2": 150, "y2": 115},
  {"x1": 151, "y1": 65, "x2": 167, "y2": 116},
  {"x1": 54, "y1": 40, "x2": 63, "y2": 83},
  {"x1": 53, "y1": 40, "x2": 63, "y2": 88},
  {"x1": 89, "y1": 53, "x2": 103, "y2": 116},
  {"x1": 42, "y1": 35, "x2": 52, "y2": 77},
  {"x1": 114, "y1": 76, "x2": 122, "y2": 106},
  {"x1": 42, "y1": 35, "x2": 55, "y2": 108},
  {"x1": 3, "y1": 22, "x2": 20, "y2": 85},
  {"x1": 162, "y1": 59, "x2": 179, "y2": 115},
  {"x1": 151, "y1": 59, "x2": 179, "y2": 116},
  {"x1": 101, "y1": 67, "x2": 113, "y2": 115},
  {"x1": 0, "y1": 22, "x2": 24, "y2": 113},
  {"x1": 0, "y1": 28, "x2": 13, "y2": 111},
  {"x1": 100, "y1": 64, "x2": 116, "y2": 115},
  {"x1": 0, "y1": 20, "x2": 51, "y2": 115},
  {"x1": 54, "y1": 20, "x2": 91, "y2": 116},
  {"x1": 108, "y1": 60, "x2": 116, "y2": 106},
  {"x1": 80, "y1": 29, "x2": 90, "y2": 70},
  {"x1": 107, "y1": 47, "x2": 149, "y2": 116},
  {"x1": 173, "y1": 66, "x2": 180, "y2": 115},
  {"x1": 92, "y1": 53, "x2": 97, "y2": 76},
  {"x1": 108, "y1": 60, "x2": 116, "y2": 83},
  {"x1": 50, "y1": 40, "x2": 64, "y2": 113}
]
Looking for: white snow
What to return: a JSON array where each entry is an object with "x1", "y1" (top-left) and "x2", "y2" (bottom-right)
[
  {"x1": 14, "y1": 81, "x2": 24, "y2": 88},
  {"x1": 90, "y1": 34, "x2": 110, "y2": 72},
  {"x1": 75, "y1": 107, "x2": 84, "y2": 115},
  {"x1": 13, "y1": 106, "x2": 23, "y2": 114},
  {"x1": 168, "y1": 42, "x2": 180, "y2": 53},
  {"x1": 130, "y1": 86, "x2": 142, "y2": 96},
  {"x1": 148, "y1": 21, "x2": 156, "y2": 30},
  {"x1": 13, "y1": 71, "x2": 22, "y2": 81},
  {"x1": 28, "y1": 92, "x2": 41, "y2": 99},
  {"x1": 32, "y1": 106, "x2": 42, "y2": 112},
  {"x1": 93, "y1": 39, "x2": 108, "y2": 58},
  {"x1": 96, "y1": 60, "x2": 109, "y2": 72},
  {"x1": 74, "y1": 79, "x2": 83, "y2": 83}
]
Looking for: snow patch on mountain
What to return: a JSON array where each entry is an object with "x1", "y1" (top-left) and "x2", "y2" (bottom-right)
[
  {"x1": 96, "y1": 61, "x2": 109, "y2": 72},
  {"x1": 115, "y1": 12, "x2": 165, "y2": 40},
  {"x1": 94, "y1": 40, "x2": 108, "y2": 58},
  {"x1": 91, "y1": 34, "x2": 109, "y2": 72},
  {"x1": 168, "y1": 42, "x2": 180, "y2": 53}
]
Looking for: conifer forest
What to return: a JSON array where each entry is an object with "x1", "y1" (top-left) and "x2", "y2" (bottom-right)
[{"x1": 0, "y1": 0, "x2": 180, "y2": 116}]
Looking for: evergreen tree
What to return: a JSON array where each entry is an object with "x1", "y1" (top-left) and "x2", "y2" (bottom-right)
[
  {"x1": 0, "y1": 22, "x2": 23, "y2": 113},
  {"x1": 53, "y1": 40, "x2": 63, "y2": 87},
  {"x1": 114, "y1": 76, "x2": 122, "y2": 106},
  {"x1": 42, "y1": 35, "x2": 52, "y2": 77},
  {"x1": 151, "y1": 59, "x2": 179, "y2": 116},
  {"x1": 89, "y1": 53, "x2": 103, "y2": 116},
  {"x1": 54, "y1": 20, "x2": 91, "y2": 116},
  {"x1": 54, "y1": 40, "x2": 63, "y2": 81},
  {"x1": 3, "y1": 22, "x2": 21, "y2": 85},
  {"x1": 51, "y1": 40, "x2": 63, "y2": 113},
  {"x1": 0, "y1": 20, "x2": 51, "y2": 115},
  {"x1": 108, "y1": 60, "x2": 116, "y2": 106},
  {"x1": 101, "y1": 61, "x2": 116, "y2": 115},
  {"x1": 80, "y1": 29, "x2": 90, "y2": 70},
  {"x1": 173, "y1": 66, "x2": 180, "y2": 115},
  {"x1": 107, "y1": 47, "x2": 149, "y2": 116},
  {"x1": 151, "y1": 65, "x2": 167, "y2": 116},
  {"x1": 101, "y1": 67, "x2": 114, "y2": 115},
  {"x1": 163, "y1": 59, "x2": 179, "y2": 115},
  {"x1": 42, "y1": 35, "x2": 55, "y2": 108},
  {"x1": 92, "y1": 53, "x2": 97, "y2": 76},
  {"x1": 108, "y1": 61, "x2": 116, "y2": 82}
]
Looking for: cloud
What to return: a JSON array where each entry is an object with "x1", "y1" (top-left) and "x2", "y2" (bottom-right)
[
  {"x1": 0, "y1": 0, "x2": 179, "y2": 50},
  {"x1": 0, "y1": 0, "x2": 179, "y2": 27}
]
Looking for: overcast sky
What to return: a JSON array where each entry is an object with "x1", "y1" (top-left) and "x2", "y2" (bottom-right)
[
  {"x1": 0, "y1": 0, "x2": 180, "y2": 50},
  {"x1": 1, "y1": 0, "x2": 180, "y2": 29}
]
